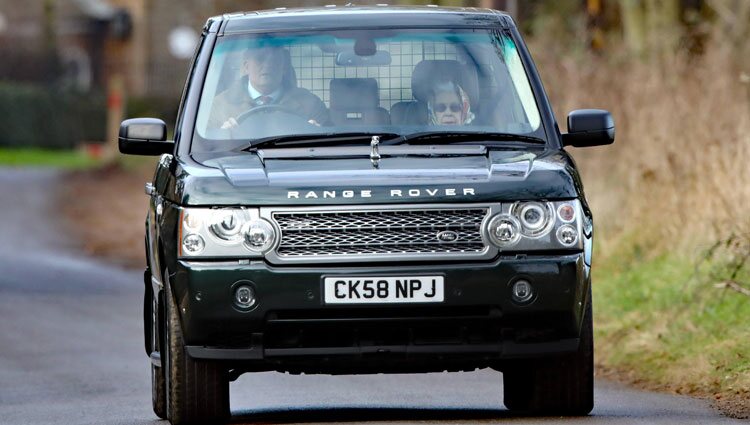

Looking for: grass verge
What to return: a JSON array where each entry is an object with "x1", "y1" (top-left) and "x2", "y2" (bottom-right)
[
  {"x1": 593, "y1": 243, "x2": 750, "y2": 418},
  {"x1": 0, "y1": 147, "x2": 101, "y2": 169}
]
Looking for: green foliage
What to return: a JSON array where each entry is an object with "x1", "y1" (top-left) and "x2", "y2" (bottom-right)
[
  {"x1": 126, "y1": 96, "x2": 178, "y2": 128},
  {"x1": 0, "y1": 83, "x2": 106, "y2": 149},
  {"x1": 0, "y1": 147, "x2": 99, "y2": 169},
  {"x1": 700, "y1": 233, "x2": 750, "y2": 290},
  {"x1": 594, "y1": 241, "x2": 750, "y2": 396}
]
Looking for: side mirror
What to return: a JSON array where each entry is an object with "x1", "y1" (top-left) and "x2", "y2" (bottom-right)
[
  {"x1": 118, "y1": 118, "x2": 173, "y2": 155},
  {"x1": 562, "y1": 109, "x2": 615, "y2": 147}
]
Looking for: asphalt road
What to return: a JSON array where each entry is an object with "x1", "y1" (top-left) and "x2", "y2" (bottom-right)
[{"x1": 0, "y1": 168, "x2": 744, "y2": 425}]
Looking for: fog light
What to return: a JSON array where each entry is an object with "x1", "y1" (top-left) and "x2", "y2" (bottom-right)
[
  {"x1": 234, "y1": 285, "x2": 256, "y2": 309},
  {"x1": 511, "y1": 280, "x2": 534, "y2": 304}
]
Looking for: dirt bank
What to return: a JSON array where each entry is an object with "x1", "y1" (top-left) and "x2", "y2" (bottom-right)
[{"x1": 62, "y1": 163, "x2": 150, "y2": 269}]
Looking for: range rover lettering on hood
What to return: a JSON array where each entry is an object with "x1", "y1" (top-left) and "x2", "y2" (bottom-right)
[{"x1": 288, "y1": 188, "x2": 476, "y2": 199}]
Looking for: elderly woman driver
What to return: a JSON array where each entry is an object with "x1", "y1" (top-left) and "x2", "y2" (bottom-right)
[{"x1": 427, "y1": 80, "x2": 475, "y2": 126}]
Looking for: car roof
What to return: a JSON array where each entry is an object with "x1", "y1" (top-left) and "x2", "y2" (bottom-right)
[{"x1": 208, "y1": 5, "x2": 513, "y2": 35}]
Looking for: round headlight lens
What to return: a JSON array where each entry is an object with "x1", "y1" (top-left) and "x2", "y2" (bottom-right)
[
  {"x1": 182, "y1": 234, "x2": 205, "y2": 255},
  {"x1": 556, "y1": 224, "x2": 579, "y2": 246},
  {"x1": 209, "y1": 211, "x2": 244, "y2": 242},
  {"x1": 513, "y1": 202, "x2": 553, "y2": 237},
  {"x1": 520, "y1": 203, "x2": 545, "y2": 230},
  {"x1": 488, "y1": 214, "x2": 521, "y2": 247},
  {"x1": 243, "y1": 219, "x2": 276, "y2": 253}
]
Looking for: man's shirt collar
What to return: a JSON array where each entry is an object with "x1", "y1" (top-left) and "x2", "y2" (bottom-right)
[{"x1": 247, "y1": 80, "x2": 282, "y2": 103}]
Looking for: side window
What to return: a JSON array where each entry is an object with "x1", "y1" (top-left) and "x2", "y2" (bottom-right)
[
  {"x1": 174, "y1": 34, "x2": 207, "y2": 143},
  {"x1": 499, "y1": 37, "x2": 541, "y2": 132}
]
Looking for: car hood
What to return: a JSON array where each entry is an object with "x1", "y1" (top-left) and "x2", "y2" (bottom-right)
[{"x1": 177, "y1": 147, "x2": 582, "y2": 205}]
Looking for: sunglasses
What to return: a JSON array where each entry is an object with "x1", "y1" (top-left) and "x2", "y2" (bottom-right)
[{"x1": 434, "y1": 102, "x2": 462, "y2": 113}]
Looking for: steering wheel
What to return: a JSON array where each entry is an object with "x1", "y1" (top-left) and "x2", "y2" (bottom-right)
[
  {"x1": 235, "y1": 104, "x2": 305, "y2": 123},
  {"x1": 230, "y1": 103, "x2": 318, "y2": 137}
]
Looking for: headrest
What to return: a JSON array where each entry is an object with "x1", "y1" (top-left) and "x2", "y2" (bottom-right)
[
  {"x1": 279, "y1": 48, "x2": 297, "y2": 89},
  {"x1": 411, "y1": 60, "x2": 479, "y2": 106},
  {"x1": 330, "y1": 78, "x2": 380, "y2": 109}
]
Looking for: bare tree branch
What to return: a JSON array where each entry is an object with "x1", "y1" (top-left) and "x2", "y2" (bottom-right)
[{"x1": 714, "y1": 280, "x2": 750, "y2": 297}]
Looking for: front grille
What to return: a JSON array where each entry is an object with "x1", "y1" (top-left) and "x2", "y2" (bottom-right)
[{"x1": 271, "y1": 207, "x2": 488, "y2": 259}]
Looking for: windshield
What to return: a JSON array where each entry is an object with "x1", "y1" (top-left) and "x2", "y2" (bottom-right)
[{"x1": 192, "y1": 28, "x2": 544, "y2": 152}]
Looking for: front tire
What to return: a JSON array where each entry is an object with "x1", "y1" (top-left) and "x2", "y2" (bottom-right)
[
  {"x1": 164, "y1": 270, "x2": 230, "y2": 424},
  {"x1": 503, "y1": 289, "x2": 594, "y2": 415}
]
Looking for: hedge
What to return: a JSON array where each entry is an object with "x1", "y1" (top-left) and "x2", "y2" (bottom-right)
[
  {"x1": 126, "y1": 96, "x2": 178, "y2": 128},
  {"x1": 0, "y1": 83, "x2": 106, "y2": 149}
]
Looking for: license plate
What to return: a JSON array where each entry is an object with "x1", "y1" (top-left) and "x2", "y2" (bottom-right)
[{"x1": 323, "y1": 276, "x2": 444, "y2": 304}]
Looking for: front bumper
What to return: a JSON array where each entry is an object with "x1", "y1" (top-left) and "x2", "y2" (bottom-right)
[{"x1": 170, "y1": 253, "x2": 590, "y2": 371}]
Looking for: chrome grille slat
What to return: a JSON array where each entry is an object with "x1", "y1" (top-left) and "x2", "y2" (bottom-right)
[
  {"x1": 280, "y1": 230, "x2": 483, "y2": 247},
  {"x1": 274, "y1": 210, "x2": 483, "y2": 231},
  {"x1": 276, "y1": 244, "x2": 484, "y2": 256},
  {"x1": 272, "y1": 208, "x2": 488, "y2": 259}
]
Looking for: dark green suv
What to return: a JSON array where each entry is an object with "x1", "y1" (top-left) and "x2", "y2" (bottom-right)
[{"x1": 119, "y1": 5, "x2": 614, "y2": 424}]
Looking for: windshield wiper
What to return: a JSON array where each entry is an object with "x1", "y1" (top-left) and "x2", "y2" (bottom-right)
[
  {"x1": 390, "y1": 131, "x2": 546, "y2": 145},
  {"x1": 240, "y1": 131, "x2": 544, "y2": 151},
  {"x1": 242, "y1": 132, "x2": 402, "y2": 151}
]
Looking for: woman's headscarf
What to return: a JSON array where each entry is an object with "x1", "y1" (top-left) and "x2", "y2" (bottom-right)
[{"x1": 427, "y1": 80, "x2": 475, "y2": 125}]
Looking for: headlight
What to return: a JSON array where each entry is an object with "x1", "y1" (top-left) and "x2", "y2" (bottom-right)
[
  {"x1": 242, "y1": 219, "x2": 276, "y2": 253},
  {"x1": 182, "y1": 212, "x2": 202, "y2": 231},
  {"x1": 485, "y1": 200, "x2": 583, "y2": 251},
  {"x1": 182, "y1": 234, "x2": 205, "y2": 255},
  {"x1": 512, "y1": 201, "x2": 554, "y2": 237},
  {"x1": 180, "y1": 208, "x2": 277, "y2": 258},
  {"x1": 209, "y1": 211, "x2": 244, "y2": 242},
  {"x1": 487, "y1": 214, "x2": 521, "y2": 247},
  {"x1": 556, "y1": 224, "x2": 578, "y2": 246}
]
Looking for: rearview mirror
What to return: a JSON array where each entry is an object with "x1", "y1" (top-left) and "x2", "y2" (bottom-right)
[
  {"x1": 118, "y1": 118, "x2": 173, "y2": 155},
  {"x1": 354, "y1": 36, "x2": 377, "y2": 56},
  {"x1": 336, "y1": 50, "x2": 391, "y2": 66},
  {"x1": 562, "y1": 109, "x2": 615, "y2": 147}
]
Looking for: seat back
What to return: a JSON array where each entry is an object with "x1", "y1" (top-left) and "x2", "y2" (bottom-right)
[
  {"x1": 390, "y1": 60, "x2": 479, "y2": 125},
  {"x1": 279, "y1": 48, "x2": 297, "y2": 90},
  {"x1": 329, "y1": 78, "x2": 390, "y2": 126},
  {"x1": 411, "y1": 59, "x2": 479, "y2": 105},
  {"x1": 390, "y1": 101, "x2": 427, "y2": 125}
]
